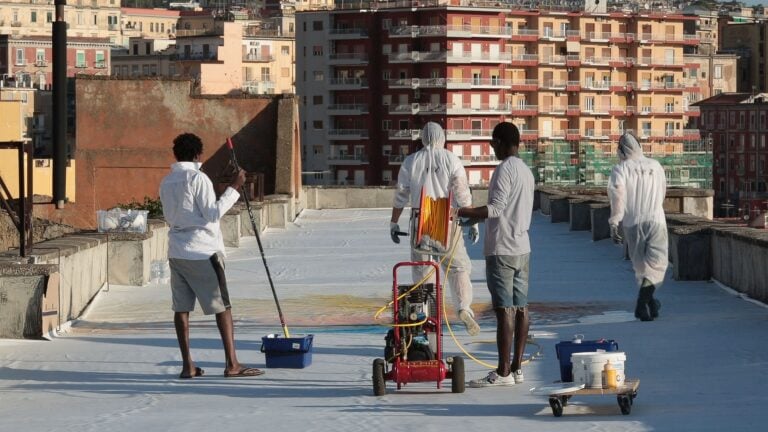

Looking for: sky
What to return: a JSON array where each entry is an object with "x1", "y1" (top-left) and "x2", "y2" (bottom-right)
[{"x1": 1, "y1": 209, "x2": 767, "y2": 431}]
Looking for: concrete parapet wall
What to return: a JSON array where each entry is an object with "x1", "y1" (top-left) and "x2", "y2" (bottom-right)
[{"x1": 710, "y1": 227, "x2": 768, "y2": 303}]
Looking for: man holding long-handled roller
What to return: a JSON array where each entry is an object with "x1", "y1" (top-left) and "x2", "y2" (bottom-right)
[
  {"x1": 159, "y1": 133, "x2": 264, "y2": 379},
  {"x1": 458, "y1": 122, "x2": 535, "y2": 387}
]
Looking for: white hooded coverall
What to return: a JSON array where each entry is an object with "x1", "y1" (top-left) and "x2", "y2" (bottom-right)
[
  {"x1": 607, "y1": 133, "x2": 669, "y2": 287},
  {"x1": 393, "y1": 122, "x2": 475, "y2": 315}
]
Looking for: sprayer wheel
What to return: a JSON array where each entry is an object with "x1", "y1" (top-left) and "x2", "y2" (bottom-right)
[
  {"x1": 450, "y1": 356, "x2": 465, "y2": 394},
  {"x1": 372, "y1": 358, "x2": 386, "y2": 396}
]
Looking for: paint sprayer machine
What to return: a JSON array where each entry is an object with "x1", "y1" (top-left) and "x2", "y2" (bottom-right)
[{"x1": 372, "y1": 191, "x2": 465, "y2": 395}]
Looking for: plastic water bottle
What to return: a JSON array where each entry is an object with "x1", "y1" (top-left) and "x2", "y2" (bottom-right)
[
  {"x1": 603, "y1": 360, "x2": 618, "y2": 389},
  {"x1": 150, "y1": 260, "x2": 162, "y2": 285},
  {"x1": 159, "y1": 261, "x2": 171, "y2": 285}
]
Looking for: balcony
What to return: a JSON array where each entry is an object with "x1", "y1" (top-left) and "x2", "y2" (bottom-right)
[
  {"x1": 388, "y1": 154, "x2": 407, "y2": 165},
  {"x1": 511, "y1": 79, "x2": 539, "y2": 91},
  {"x1": 329, "y1": 53, "x2": 368, "y2": 65},
  {"x1": 539, "y1": 29, "x2": 566, "y2": 41},
  {"x1": 566, "y1": 129, "x2": 581, "y2": 140},
  {"x1": 389, "y1": 51, "x2": 447, "y2": 63},
  {"x1": 541, "y1": 79, "x2": 567, "y2": 90},
  {"x1": 389, "y1": 25, "x2": 445, "y2": 38},
  {"x1": 34, "y1": 60, "x2": 48, "y2": 67},
  {"x1": 520, "y1": 129, "x2": 538, "y2": 140},
  {"x1": 566, "y1": 54, "x2": 580, "y2": 67},
  {"x1": 416, "y1": 103, "x2": 447, "y2": 114},
  {"x1": 445, "y1": 25, "x2": 513, "y2": 38},
  {"x1": 327, "y1": 129, "x2": 369, "y2": 140},
  {"x1": 389, "y1": 77, "x2": 446, "y2": 88},
  {"x1": 510, "y1": 29, "x2": 538, "y2": 41},
  {"x1": 510, "y1": 54, "x2": 538, "y2": 66},
  {"x1": 539, "y1": 105, "x2": 567, "y2": 115},
  {"x1": 446, "y1": 129, "x2": 492, "y2": 141},
  {"x1": 327, "y1": 104, "x2": 369, "y2": 115},
  {"x1": 447, "y1": 51, "x2": 511, "y2": 63},
  {"x1": 329, "y1": 27, "x2": 369, "y2": 39},
  {"x1": 539, "y1": 54, "x2": 566, "y2": 66},
  {"x1": 585, "y1": 31, "x2": 610, "y2": 42},
  {"x1": 243, "y1": 54, "x2": 274, "y2": 62},
  {"x1": 388, "y1": 104, "x2": 419, "y2": 115},
  {"x1": 582, "y1": 56, "x2": 611, "y2": 66},
  {"x1": 582, "y1": 81, "x2": 611, "y2": 91},
  {"x1": 173, "y1": 52, "x2": 217, "y2": 61},
  {"x1": 566, "y1": 80, "x2": 581, "y2": 91},
  {"x1": 446, "y1": 77, "x2": 510, "y2": 89},
  {"x1": 510, "y1": 104, "x2": 538, "y2": 116},
  {"x1": 242, "y1": 80, "x2": 275, "y2": 94},
  {"x1": 447, "y1": 103, "x2": 510, "y2": 115},
  {"x1": 686, "y1": 106, "x2": 701, "y2": 117},
  {"x1": 609, "y1": 81, "x2": 627, "y2": 91},
  {"x1": 566, "y1": 105, "x2": 580, "y2": 116},
  {"x1": 566, "y1": 30, "x2": 581, "y2": 41},
  {"x1": 328, "y1": 154, "x2": 368, "y2": 165},
  {"x1": 328, "y1": 77, "x2": 369, "y2": 90},
  {"x1": 581, "y1": 105, "x2": 610, "y2": 115},
  {"x1": 464, "y1": 155, "x2": 501, "y2": 165},
  {"x1": 94, "y1": 61, "x2": 107, "y2": 69},
  {"x1": 388, "y1": 129, "x2": 420, "y2": 141},
  {"x1": 609, "y1": 105, "x2": 627, "y2": 116}
]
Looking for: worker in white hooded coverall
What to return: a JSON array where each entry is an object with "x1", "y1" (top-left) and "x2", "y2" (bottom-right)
[
  {"x1": 607, "y1": 132, "x2": 668, "y2": 322},
  {"x1": 390, "y1": 122, "x2": 481, "y2": 336}
]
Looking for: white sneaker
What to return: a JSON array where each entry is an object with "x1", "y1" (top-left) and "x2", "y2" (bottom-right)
[
  {"x1": 459, "y1": 310, "x2": 480, "y2": 336},
  {"x1": 469, "y1": 370, "x2": 515, "y2": 388},
  {"x1": 513, "y1": 369, "x2": 524, "y2": 384}
]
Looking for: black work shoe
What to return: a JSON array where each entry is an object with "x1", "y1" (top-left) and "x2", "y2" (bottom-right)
[
  {"x1": 635, "y1": 285, "x2": 655, "y2": 321},
  {"x1": 649, "y1": 298, "x2": 661, "y2": 319},
  {"x1": 634, "y1": 297, "x2": 652, "y2": 321}
]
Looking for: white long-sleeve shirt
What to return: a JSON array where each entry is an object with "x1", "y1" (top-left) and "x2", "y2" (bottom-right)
[
  {"x1": 607, "y1": 157, "x2": 667, "y2": 227},
  {"x1": 484, "y1": 156, "x2": 535, "y2": 257},
  {"x1": 393, "y1": 147, "x2": 472, "y2": 209},
  {"x1": 159, "y1": 162, "x2": 240, "y2": 260}
]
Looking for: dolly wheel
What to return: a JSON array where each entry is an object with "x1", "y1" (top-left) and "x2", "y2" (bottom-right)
[
  {"x1": 450, "y1": 356, "x2": 465, "y2": 394},
  {"x1": 373, "y1": 358, "x2": 386, "y2": 396},
  {"x1": 618, "y1": 395, "x2": 632, "y2": 415},
  {"x1": 549, "y1": 397, "x2": 563, "y2": 417}
]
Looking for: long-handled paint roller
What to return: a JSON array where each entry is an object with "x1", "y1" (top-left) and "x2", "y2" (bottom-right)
[{"x1": 226, "y1": 137, "x2": 290, "y2": 338}]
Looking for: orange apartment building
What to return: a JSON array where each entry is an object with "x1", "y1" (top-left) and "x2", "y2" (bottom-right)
[{"x1": 297, "y1": 1, "x2": 703, "y2": 187}]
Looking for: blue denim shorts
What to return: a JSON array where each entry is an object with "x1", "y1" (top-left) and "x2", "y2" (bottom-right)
[{"x1": 485, "y1": 254, "x2": 530, "y2": 308}]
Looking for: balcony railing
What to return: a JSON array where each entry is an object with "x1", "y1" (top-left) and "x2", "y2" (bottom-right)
[
  {"x1": 328, "y1": 77, "x2": 368, "y2": 88},
  {"x1": 390, "y1": 25, "x2": 446, "y2": 37},
  {"x1": 389, "y1": 51, "x2": 447, "y2": 63},
  {"x1": 244, "y1": 54, "x2": 274, "y2": 62},
  {"x1": 328, "y1": 104, "x2": 369, "y2": 114},
  {"x1": 329, "y1": 53, "x2": 368, "y2": 64},
  {"x1": 327, "y1": 129, "x2": 369, "y2": 140},
  {"x1": 172, "y1": 52, "x2": 217, "y2": 61},
  {"x1": 445, "y1": 24, "x2": 513, "y2": 37},
  {"x1": 447, "y1": 52, "x2": 511, "y2": 62},
  {"x1": 388, "y1": 129, "x2": 420, "y2": 140},
  {"x1": 329, "y1": 27, "x2": 369, "y2": 38},
  {"x1": 446, "y1": 129, "x2": 493, "y2": 140}
]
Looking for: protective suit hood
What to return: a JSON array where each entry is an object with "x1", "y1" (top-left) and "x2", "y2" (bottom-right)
[
  {"x1": 421, "y1": 122, "x2": 446, "y2": 149},
  {"x1": 618, "y1": 132, "x2": 643, "y2": 161}
]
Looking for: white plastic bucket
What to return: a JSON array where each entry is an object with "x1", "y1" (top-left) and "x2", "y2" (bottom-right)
[{"x1": 571, "y1": 351, "x2": 626, "y2": 389}]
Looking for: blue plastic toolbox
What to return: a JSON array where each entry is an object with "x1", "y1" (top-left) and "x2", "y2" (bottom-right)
[
  {"x1": 555, "y1": 338, "x2": 619, "y2": 382},
  {"x1": 261, "y1": 334, "x2": 314, "y2": 368}
]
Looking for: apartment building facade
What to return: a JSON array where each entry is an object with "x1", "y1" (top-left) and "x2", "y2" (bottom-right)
[
  {"x1": 692, "y1": 92, "x2": 768, "y2": 218},
  {"x1": 297, "y1": 1, "x2": 702, "y2": 187},
  {"x1": 0, "y1": 0, "x2": 121, "y2": 42}
]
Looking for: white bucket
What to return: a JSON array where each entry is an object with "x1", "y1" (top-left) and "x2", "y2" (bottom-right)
[{"x1": 571, "y1": 351, "x2": 626, "y2": 389}]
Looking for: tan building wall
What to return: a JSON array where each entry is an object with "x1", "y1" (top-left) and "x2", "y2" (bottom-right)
[
  {"x1": 199, "y1": 22, "x2": 242, "y2": 95},
  {"x1": 0, "y1": 0, "x2": 121, "y2": 43},
  {"x1": 0, "y1": 151, "x2": 76, "y2": 200},
  {"x1": 685, "y1": 53, "x2": 739, "y2": 101}
]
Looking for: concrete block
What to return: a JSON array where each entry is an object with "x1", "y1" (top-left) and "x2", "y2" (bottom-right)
[
  {"x1": 569, "y1": 199, "x2": 592, "y2": 231},
  {"x1": 668, "y1": 226, "x2": 712, "y2": 281},
  {"x1": 41, "y1": 272, "x2": 60, "y2": 335},
  {"x1": 550, "y1": 196, "x2": 570, "y2": 223},
  {"x1": 539, "y1": 192, "x2": 552, "y2": 215},
  {"x1": 221, "y1": 212, "x2": 241, "y2": 248},
  {"x1": 590, "y1": 204, "x2": 611, "y2": 241},
  {"x1": 108, "y1": 238, "x2": 149, "y2": 286},
  {"x1": 0, "y1": 274, "x2": 46, "y2": 338}
]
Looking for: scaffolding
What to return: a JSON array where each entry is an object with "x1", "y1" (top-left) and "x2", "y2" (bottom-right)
[
  {"x1": 538, "y1": 140, "x2": 578, "y2": 185},
  {"x1": 579, "y1": 143, "x2": 616, "y2": 186}
]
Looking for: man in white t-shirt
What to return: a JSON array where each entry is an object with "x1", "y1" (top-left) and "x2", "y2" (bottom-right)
[
  {"x1": 458, "y1": 122, "x2": 535, "y2": 387},
  {"x1": 159, "y1": 133, "x2": 263, "y2": 379}
]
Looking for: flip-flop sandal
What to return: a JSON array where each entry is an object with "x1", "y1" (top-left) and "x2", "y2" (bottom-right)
[
  {"x1": 179, "y1": 367, "x2": 205, "y2": 379},
  {"x1": 224, "y1": 367, "x2": 265, "y2": 378}
]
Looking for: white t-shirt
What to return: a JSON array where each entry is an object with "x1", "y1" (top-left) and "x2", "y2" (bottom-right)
[
  {"x1": 159, "y1": 162, "x2": 240, "y2": 260},
  {"x1": 484, "y1": 156, "x2": 535, "y2": 257}
]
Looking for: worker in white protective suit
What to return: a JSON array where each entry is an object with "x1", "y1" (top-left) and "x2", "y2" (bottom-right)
[
  {"x1": 607, "y1": 132, "x2": 668, "y2": 322},
  {"x1": 390, "y1": 122, "x2": 481, "y2": 336}
]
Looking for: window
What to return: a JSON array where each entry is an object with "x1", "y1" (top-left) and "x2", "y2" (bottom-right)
[
  {"x1": 142, "y1": 65, "x2": 150, "y2": 75},
  {"x1": 382, "y1": 70, "x2": 390, "y2": 80},
  {"x1": 15, "y1": 49, "x2": 24, "y2": 66},
  {"x1": 313, "y1": 95, "x2": 323, "y2": 105},
  {"x1": 313, "y1": 46, "x2": 323, "y2": 56},
  {"x1": 382, "y1": 19, "x2": 391, "y2": 30},
  {"x1": 382, "y1": 120, "x2": 391, "y2": 130},
  {"x1": 261, "y1": 67, "x2": 271, "y2": 81},
  {"x1": 75, "y1": 51, "x2": 85, "y2": 68},
  {"x1": 36, "y1": 49, "x2": 45, "y2": 65},
  {"x1": 47, "y1": 11, "x2": 52, "y2": 23},
  {"x1": 313, "y1": 120, "x2": 323, "y2": 129},
  {"x1": 95, "y1": 51, "x2": 105, "y2": 68},
  {"x1": 312, "y1": 21, "x2": 323, "y2": 31},
  {"x1": 281, "y1": 46, "x2": 290, "y2": 55},
  {"x1": 313, "y1": 71, "x2": 324, "y2": 81},
  {"x1": 31, "y1": 11, "x2": 37, "y2": 23},
  {"x1": 714, "y1": 65, "x2": 723, "y2": 79}
]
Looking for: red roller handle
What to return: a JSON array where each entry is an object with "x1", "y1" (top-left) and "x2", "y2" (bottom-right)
[{"x1": 226, "y1": 137, "x2": 234, "y2": 150}]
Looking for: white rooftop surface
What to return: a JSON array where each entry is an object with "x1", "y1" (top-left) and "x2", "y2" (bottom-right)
[{"x1": 2, "y1": 209, "x2": 768, "y2": 431}]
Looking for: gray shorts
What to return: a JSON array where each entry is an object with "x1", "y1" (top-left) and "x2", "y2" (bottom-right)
[
  {"x1": 485, "y1": 254, "x2": 530, "y2": 308},
  {"x1": 169, "y1": 253, "x2": 231, "y2": 315}
]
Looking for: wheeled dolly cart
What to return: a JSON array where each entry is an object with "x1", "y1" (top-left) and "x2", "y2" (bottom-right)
[
  {"x1": 544, "y1": 379, "x2": 640, "y2": 417},
  {"x1": 372, "y1": 261, "x2": 465, "y2": 395}
]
